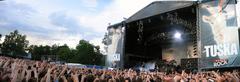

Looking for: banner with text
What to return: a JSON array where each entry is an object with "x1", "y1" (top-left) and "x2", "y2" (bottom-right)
[{"x1": 199, "y1": 0, "x2": 239, "y2": 68}]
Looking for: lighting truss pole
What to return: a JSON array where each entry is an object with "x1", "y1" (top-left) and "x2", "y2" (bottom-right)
[{"x1": 237, "y1": 0, "x2": 240, "y2": 27}]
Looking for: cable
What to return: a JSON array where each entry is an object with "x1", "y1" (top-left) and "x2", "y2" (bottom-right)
[{"x1": 221, "y1": 0, "x2": 231, "y2": 11}]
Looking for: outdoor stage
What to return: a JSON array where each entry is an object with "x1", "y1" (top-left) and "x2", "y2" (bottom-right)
[
  {"x1": 124, "y1": 3, "x2": 197, "y2": 68},
  {"x1": 105, "y1": 0, "x2": 240, "y2": 70}
]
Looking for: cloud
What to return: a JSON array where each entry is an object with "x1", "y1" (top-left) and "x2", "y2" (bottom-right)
[
  {"x1": 26, "y1": 33, "x2": 83, "y2": 48},
  {"x1": 77, "y1": 0, "x2": 158, "y2": 33},
  {"x1": 0, "y1": 20, "x2": 8, "y2": 26},
  {"x1": 0, "y1": 0, "x2": 60, "y2": 33},
  {"x1": 89, "y1": 37, "x2": 105, "y2": 51},
  {"x1": 0, "y1": 0, "x2": 36, "y2": 28},
  {"x1": 0, "y1": 36, "x2": 5, "y2": 44},
  {"x1": 81, "y1": 0, "x2": 98, "y2": 8},
  {"x1": 0, "y1": 0, "x2": 85, "y2": 48},
  {"x1": 77, "y1": 0, "x2": 158, "y2": 51},
  {"x1": 0, "y1": 0, "x2": 163, "y2": 52},
  {"x1": 49, "y1": 11, "x2": 81, "y2": 34}
]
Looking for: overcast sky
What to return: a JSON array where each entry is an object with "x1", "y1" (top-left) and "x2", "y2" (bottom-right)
[{"x1": 0, "y1": 0, "x2": 159, "y2": 51}]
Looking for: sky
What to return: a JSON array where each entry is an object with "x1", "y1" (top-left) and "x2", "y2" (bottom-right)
[{"x1": 0, "y1": 0, "x2": 159, "y2": 52}]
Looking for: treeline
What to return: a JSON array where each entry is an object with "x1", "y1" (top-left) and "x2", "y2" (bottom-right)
[{"x1": 0, "y1": 30, "x2": 105, "y2": 66}]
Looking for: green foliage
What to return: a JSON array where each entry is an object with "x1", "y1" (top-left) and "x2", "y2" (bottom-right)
[
  {"x1": 1, "y1": 30, "x2": 105, "y2": 66},
  {"x1": 0, "y1": 34, "x2": 2, "y2": 54},
  {"x1": 29, "y1": 40, "x2": 104, "y2": 66},
  {"x1": 70, "y1": 40, "x2": 104, "y2": 65},
  {"x1": 50, "y1": 44, "x2": 59, "y2": 56},
  {"x1": 1, "y1": 30, "x2": 29, "y2": 56},
  {"x1": 30, "y1": 45, "x2": 52, "y2": 60},
  {"x1": 57, "y1": 44, "x2": 71, "y2": 62},
  {"x1": 0, "y1": 34, "x2": 1, "y2": 42}
]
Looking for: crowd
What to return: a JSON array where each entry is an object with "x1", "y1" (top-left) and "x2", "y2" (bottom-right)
[{"x1": 0, "y1": 56, "x2": 239, "y2": 82}]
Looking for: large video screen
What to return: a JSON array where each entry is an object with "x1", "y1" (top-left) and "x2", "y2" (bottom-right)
[{"x1": 199, "y1": 0, "x2": 240, "y2": 68}]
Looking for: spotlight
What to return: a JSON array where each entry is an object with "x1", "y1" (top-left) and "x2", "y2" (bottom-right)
[{"x1": 174, "y1": 32, "x2": 181, "y2": 39}]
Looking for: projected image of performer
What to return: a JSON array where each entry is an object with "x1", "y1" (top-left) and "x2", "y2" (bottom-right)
[
  {"x1": 202, "y1": 0, "x2": 228, "y2": 44},
  {"x1": 201, "y1": 0, "x2": 238, "y2": 45},
  {"x1": 200, "y1": 0, "x2": 240, "y2": 68}
]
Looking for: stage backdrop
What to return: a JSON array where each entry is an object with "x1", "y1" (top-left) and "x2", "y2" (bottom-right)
[
  {"x1": 199, "y1": 0, "x2": 240, "y2": 69},
  {"x1": 162, "y1": 42, "x2": 198, "y2": 65}
]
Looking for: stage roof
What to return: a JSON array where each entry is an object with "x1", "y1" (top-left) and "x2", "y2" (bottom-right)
[{"x1": 126, "y1": 1, "x2": 196, "y2": 23}]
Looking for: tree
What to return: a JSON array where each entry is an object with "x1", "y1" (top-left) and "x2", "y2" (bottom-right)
[
  {"x1": 0, "y1": 34, "x2": 2, "y2": 54},
  {"x1": 30, "y1": 45, "x2": 52, "y2": 60},
  {"x1": 29, "y1": 45, "x2": 40, "y2": 60},
  {"x1": 57, "y1": 44, "x2": 71, "y2": 62},
  {"x1": 0, "y1": 34, "x2": 2, "y2": 40},
  {"x1": 50, "y1": 44, "x2": 59, "y2": 56},
  {"x1": 1, "y1": 30, "x2": 29, "y2": 56},
  {"x1": 71, "y1": 40, "x2": 103, "y2": 65}
]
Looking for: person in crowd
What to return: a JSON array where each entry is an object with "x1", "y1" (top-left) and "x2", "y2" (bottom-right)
[{"x1": 0, "y1": 56, "x2": 239, "y2": 82}]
